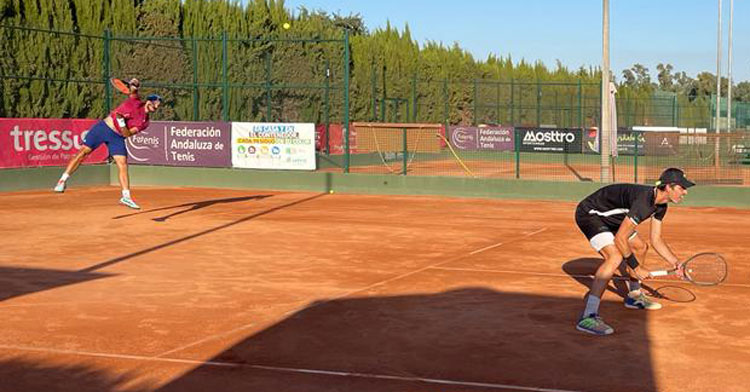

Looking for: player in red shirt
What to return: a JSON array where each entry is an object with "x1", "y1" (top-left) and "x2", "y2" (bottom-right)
[{"x1": 53, "y1": 78, "x2": 162, "y2": 209}]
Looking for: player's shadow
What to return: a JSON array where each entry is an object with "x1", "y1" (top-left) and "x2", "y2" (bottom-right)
[
  {"x1": 112, "y1": 195, "x2": 273, "y2": 222},
  {"x1": 80, "y1": 193, "x2": 327, "y2": 274},
  {"x1": 155, "y1": 287, "x2": 657, "y2": 392},
  {"x1": 562, "y1": 257, "x2": 657, "y2": 298},
  {"x1": 0, "y1": 266, "x2": 114, "y2": 302},
  {"x1": 562, "y1": 257, "x2": 694, "y2": 303}
]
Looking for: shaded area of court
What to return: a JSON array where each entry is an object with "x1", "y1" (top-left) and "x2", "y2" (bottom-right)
[
  {"x1": 0, "y1": 266, "x2": 113, "y2": 302},
  {"x1": 1, "y1": 186, "x2": 748, "y2": 392},
  {"x1": 158, "y1": 287, "x2": 655, "y2": 392}
]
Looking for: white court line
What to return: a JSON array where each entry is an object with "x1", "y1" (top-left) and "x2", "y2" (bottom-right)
[
  {"x1": 432, "y1": 266, "x2": 750, "y2": 288},
  {"x1": 0, "y1": 344, "x2": 584, "y2": 392},
  {"x1": 284, "y1": 227, "x2": 548, "y2": 315},
  {"x1": 154, "y1": 322, "x2": 256, "y2": 358},
  {"x1": 164, "y1": 228, "x2": 550, "y2": 356}
]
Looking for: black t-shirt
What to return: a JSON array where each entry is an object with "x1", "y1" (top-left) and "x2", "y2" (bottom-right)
[{"x1": 576, "y1": 183, "x2": 667, "y2": 228}]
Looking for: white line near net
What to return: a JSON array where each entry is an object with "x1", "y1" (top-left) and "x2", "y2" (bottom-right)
[{"x1": 0, "y1": 344, "x2": 585, "y2": 392}]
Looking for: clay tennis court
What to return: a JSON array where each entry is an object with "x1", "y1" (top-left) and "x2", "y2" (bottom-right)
[
  {"x1": 345, "y1": 159, "x2": 750, "y2": 185},
  {"x1": 1, "y1": 186, "x2": 748, "y2": 392}
]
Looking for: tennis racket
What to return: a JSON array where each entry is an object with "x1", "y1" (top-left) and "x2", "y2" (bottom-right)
[
  {"x1": 110, "y1": 77, "x2": 139, "y2": 95},
  {"x1": 650, "y1": 252, "x2": 728, "y2": 286}
]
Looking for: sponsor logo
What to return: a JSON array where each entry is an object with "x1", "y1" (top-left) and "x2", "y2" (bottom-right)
[
  {"x1": 248, "y1": 124, "x2": 298, "y2": 138},
  {"x1": 523, "y1": 130, "x2": 576, "y2": 143},
  {"x1": 260, "y1": 145, "x2": 269, "y2": 155},
  {"x1": 271, "y1": 146, "x2": 280, "y2": 155},
  {"x1": 129, "y1": 133, "x2": 160, "y2": 147},
  {"x1": 8, "y1": 125, "x2": 88, "y2": 151},
  {"x1": 451, "y1": 128, "x2": 475, "y2": 146},
  {"x1": 248, "y1": 145, "x2": 256, "y2": 154},
  {"x1": 238, "y1": 145, "x2": 246, "y2": 154}
]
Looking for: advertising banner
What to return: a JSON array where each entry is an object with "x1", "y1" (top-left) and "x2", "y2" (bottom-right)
[
  {"x1": 0, "y1": 118, "x2": 107, "y2": 168},
  {"x1": 516, "y1": 127, "x2": 582, "y2": 153},
  {"x1": 448, "y1": 126, "x2": 514, "y2": 151},
  {"x1": 315, "y1": 123, "x2": 360, "y2": 154},
  {"x1": 584, "y1": 128, "x2": 645, "y2": 156},
  {"x1": 643, "y1": 132, "x2": 680, "y2": 156},
  {"x1": 127, "y1": 121, "x2": 231, "y2": 167},
  {"x1": 232, "y1": 122, "x2": 316, "y2": 170}
]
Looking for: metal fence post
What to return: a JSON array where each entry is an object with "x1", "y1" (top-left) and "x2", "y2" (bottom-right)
[
  {"x1": 370, "y1": 61, "x2": 376, "y2": 121},
  {"x1": 221, "y1": 31, "x2": 228, "y2": 122},
  {"x1": 634, "y1": 130, "x2": 639, "y2": 183},
  {"x1": 324, "y1": 59, "x2": 331, "y2": 155},
  {"x1": 411, "y1": 72, "x2": 417, "y2": 122},
  {"x1": 510, "y1": 79, "x2": 515, "y2": 125},
  {"x1": 496, "y1": 81, "x2": 501, "y2": 125},
  {"x1": 473, "y1": 79, "x2": 478, "y2": 125},
  {"x1": 577, "y1": 79, "x2": 582, "y2": 128},
  {"x1": 515, "y1": 128, "x2": 521, "y2": 179},
  {"x1": 192, "y1": 36, "x2": 199, "y2": 121},
  {"x1": 265, "y1": 51, "x2": 272, "y2": 121},
  {"x1": 443, "y1": 79, "x2": 449, "y2": 127},
  {"x1": 343, "y1": 29, "x2": 350, "y2": 174},
  {"x1": 536, "y1": 80, "x2": 541, "y2": 127},
  {"x1": 102, "y1": 29, "x2": 111, "y2": 114}
]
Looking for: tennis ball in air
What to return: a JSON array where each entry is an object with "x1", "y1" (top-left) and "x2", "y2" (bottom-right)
[
  {"x1": 329, "y1": 190, "x2": 334, "y2": 194},
  {"x1": 283, "y1": 22, "x2": 291, "y2": 30}
]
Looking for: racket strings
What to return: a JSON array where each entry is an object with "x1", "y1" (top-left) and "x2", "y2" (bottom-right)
[{"x1": 684, "y1": 255, "x2": 728, "y2": 285}]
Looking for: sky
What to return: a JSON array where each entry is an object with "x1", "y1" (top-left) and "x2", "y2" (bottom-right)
[{"x1": 277, "y1": 0, "x2": 750, "y2": 83}]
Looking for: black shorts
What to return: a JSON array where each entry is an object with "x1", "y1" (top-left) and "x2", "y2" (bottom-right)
[{"x1": 575, "y1": 209, "x2": 617, "y2": 241}]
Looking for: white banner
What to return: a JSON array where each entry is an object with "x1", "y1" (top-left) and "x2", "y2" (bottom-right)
[{"x1": 231, "y1": 122, "x2": 316, "y2": 170}]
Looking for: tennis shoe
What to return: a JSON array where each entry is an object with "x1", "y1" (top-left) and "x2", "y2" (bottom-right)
[
  {"x1": 119, "y1": 196, "x2": 140, "y2": 209},
  {"x1": 624, "y1": 292, "x2": 662, "y2": 310},
  {"x1": 53, "y1": 180, "x2": 66, "y2": 193},
  {"x1": 576, "y1": 313, "x2": 614, "y2": 336}
]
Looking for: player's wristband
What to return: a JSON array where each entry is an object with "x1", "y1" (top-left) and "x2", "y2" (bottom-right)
[{"x1": 624, "y1": 254, "x2": 639, "y2": 269}]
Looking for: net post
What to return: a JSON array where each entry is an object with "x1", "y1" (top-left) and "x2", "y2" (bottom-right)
[{"x1": 402, "y1": 127, "x2": 408, "y2": 175}]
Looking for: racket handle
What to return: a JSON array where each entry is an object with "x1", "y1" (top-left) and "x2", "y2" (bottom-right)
[{"x1": 650, "y1": 270, "x2": 670, "y2": 277}]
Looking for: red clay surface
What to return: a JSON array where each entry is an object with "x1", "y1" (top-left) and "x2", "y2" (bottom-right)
[{"x1": 1, "y1": 186, "x2": 749, "y2": 392}]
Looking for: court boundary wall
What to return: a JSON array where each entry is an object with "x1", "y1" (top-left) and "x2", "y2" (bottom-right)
[{"x1": 1, "y1": 164, "x2": 749, "y2": 208}]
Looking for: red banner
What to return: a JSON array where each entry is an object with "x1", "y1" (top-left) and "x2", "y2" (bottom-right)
[
  {"x1": 315, "y1": 123, "x2": 359, "y2": 154},
  {"x1": 0, "y1": 118, "x2": 108, "y2": 168}
]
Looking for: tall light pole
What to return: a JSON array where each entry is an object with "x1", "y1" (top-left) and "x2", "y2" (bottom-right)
[
  {"x1": 601, "y1": 0, "x2": 611, "y2": 183},
  {"x1": 727, "y1": 0, "x2": 734, "y2": 133},
  {"x1": 714, "y1": 0, "x2": 722, "y2": 169}
]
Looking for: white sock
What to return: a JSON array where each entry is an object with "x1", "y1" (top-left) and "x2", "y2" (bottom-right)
[
  {"x1": 122, "y1": 189, "x2": 131, "y2": 199},
  {"x1": 60, "y1": 173, "x2": 70, "y2": 182},
  {"x1": 583, "y1": 295, "x2": 601, "y2": 317}
]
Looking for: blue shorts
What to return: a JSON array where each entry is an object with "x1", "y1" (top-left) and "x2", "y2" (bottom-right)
[{"x1": 83, "y1": 121, "x2": 127, "y2": 157}]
